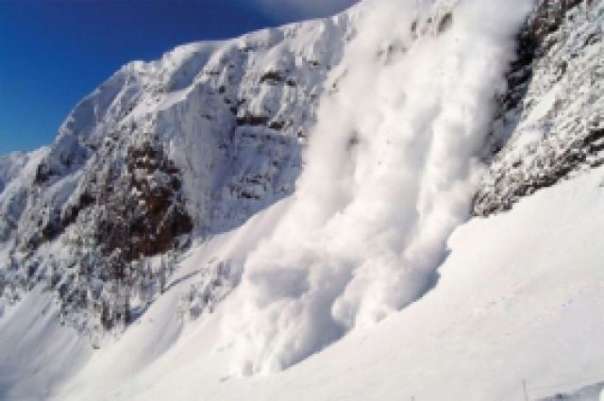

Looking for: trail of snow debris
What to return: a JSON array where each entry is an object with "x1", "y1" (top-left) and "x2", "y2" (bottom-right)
[{"x1": 224, "y1": 0, "x2": 534, "y2": 375}]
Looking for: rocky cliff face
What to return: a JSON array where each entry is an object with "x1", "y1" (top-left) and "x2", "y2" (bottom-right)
[
  {"x1": 474, "y1": 0, "x2": 603, "y2": 215},
  {"x1": 0, "y1": 0, "x2": 602, "y2": 339}
]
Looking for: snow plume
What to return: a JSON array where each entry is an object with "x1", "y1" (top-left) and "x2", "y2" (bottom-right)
[{"x1": 224, "y1": 0, "x2": 533, "y2": 375}]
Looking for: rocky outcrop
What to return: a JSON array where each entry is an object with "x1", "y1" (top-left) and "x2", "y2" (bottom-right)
[
  {"x1": 474, "y1": 0, "x2": 603, "y2": 216},
  {"x1": 99, "y1": 134, "x2": 192, "y2": 261}
]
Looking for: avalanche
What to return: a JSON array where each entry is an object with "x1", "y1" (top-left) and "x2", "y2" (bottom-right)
[
  {"x1": 224, "y1": 0, "x2": 532, "y2": 375},
  {"x1": 50, "y1": 164, "x2": 604, "y2": 401}
]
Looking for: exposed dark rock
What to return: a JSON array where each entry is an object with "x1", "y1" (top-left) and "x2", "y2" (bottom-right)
[
  {"x1": 268, "y1": 120, "x2": 285, "y2": 130},
  {"x1": 474, "y1": 127, "x2": 604, "y2": 216},
  {"x1": 236, "y1": 113, "x2": 270, "y2": 127},
  {"x1": 438, "y1": 12, "x2": 453, "y2": 33},
  {"x1": 473, "y1": 0, "x2": 599, "y2": 216},
  {"x1": 34, "y1": 163, "x2": 52, "y2": 185},
  {"x1": 96, "y1": 135, "x2": 193, "y2": 261},
  {"x1": 259, "y1": 71, "x2": 285, "y2": 85},
  {"x1": 411, "y1": 19, "x2": 418, "y2": 36},
  {"x1": 61, "y1": 192, "x2": 95, "y2": 234}
]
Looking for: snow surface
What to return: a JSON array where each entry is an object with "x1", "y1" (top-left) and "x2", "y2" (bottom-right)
[
  {"x1": 2, "y1": 0, "x2": 604, "y2": 399},
  {"x1": 0, "y1": 147, "x2": 49, "y2": 248},
  {"x1": 7, "y1": 160, "x2": 602, "y2": 401}
]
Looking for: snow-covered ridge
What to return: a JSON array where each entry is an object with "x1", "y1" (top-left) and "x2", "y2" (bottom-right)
[
  {"x1": 0, "y1": 8, "x2": 357, "y2": 334},
  {"x1": 32, "y1": 10, "x2": 356, "y2": 234}
]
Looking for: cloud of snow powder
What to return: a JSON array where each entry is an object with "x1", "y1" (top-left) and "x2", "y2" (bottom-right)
[{"x1": 225, "y1": 0, "x2": 533, "y2": 375}]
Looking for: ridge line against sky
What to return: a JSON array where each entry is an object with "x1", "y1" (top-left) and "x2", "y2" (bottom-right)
[{"x1": 0, "y1": 0, "x2": 357, "y2": 156}]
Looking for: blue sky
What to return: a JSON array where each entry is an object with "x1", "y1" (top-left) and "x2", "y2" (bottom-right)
[{"x1": 0, "y1": 0, "x2": 356, "y2": 155}]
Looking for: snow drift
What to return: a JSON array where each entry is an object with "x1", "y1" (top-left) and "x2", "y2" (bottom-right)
[{"x1": 224, "y1": 0, "x2": 533, "y2": 375}]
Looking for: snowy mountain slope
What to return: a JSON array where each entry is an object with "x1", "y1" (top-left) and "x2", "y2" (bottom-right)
[
  {"x1": 0, "y1": 287, "x2": 89, "y2": 401},
  {"x1": 22, "y1": 164, "x2": 604, "y2": 401},
  {"x1": 0, "y1": 8, "x2": 356, "y2": 335},
  {"x1": 0, "y1": 152, "x2": 28, "y2": 194},
  {"x1": 0, "y1": 0, "x2": 603, "y2": 399},
  {"x1": 25, "y1": 12, "x2": 354, "y2": 239},
  {"x1": 0, "y1": 149, "x2": 48, "y2": 244}
]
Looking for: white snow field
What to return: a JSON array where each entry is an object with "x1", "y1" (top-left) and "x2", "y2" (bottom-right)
[
  {"x1": 1, "y1": 0, "x2": 604, "y2": 399},
  {"x1": 2, "y1": 159, "x2": 602, "y2": 401}
]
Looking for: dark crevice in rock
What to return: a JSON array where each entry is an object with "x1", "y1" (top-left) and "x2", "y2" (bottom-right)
[
  {"x1": 236, "y1": 113, "x2": 270, "y2": 127},
  {"x1": 259, "y1": 71, "x2": 285, "y2": 85},
  {"x1": 438, "y1": 12, "x2": 453, "y2": 34}
]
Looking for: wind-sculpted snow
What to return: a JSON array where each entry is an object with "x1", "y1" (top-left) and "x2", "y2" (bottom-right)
[{"x1": 224, "y1": 0, "x2": 533, "y2": 375}]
